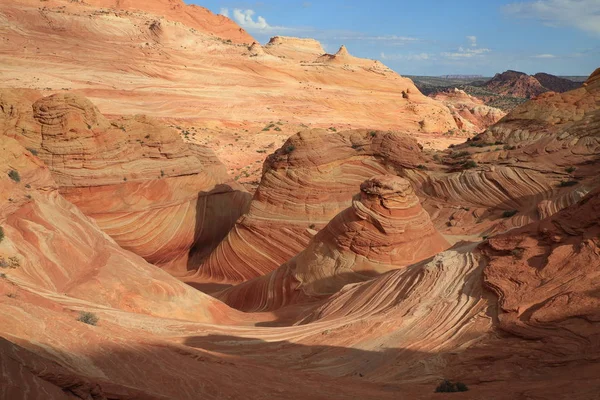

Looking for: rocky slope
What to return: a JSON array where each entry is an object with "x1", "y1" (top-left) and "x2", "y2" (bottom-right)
[
  {"x1": 0, "y1": 89, "x2": 251, "y2": 275},
  {"x1": 0, "y1": 0, "x2": 457, "y2": 134},
  {"x1": 431, "y1": 88, "x2": 506, "y2": 133},
  {"x1": 483, "y1": 70, "x2": 583, "y2": 99},
  {"x1": 483, "y1": 70, "x2": 548, "y2": 98}
]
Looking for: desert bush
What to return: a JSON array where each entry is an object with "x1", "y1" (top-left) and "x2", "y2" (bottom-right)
[
  {"x1": 26, "y1": 147, "x2": 39, "y2": 156},
  {"x1": 558, "y1": 180, "x2": 578, "y2": 187},
  {"x1": 0, "y1": 226, "x2": 4, "y2": 243},
  {"x1": 417, "y1": 164, "x2": 428, "y2": 170},
  {"x1": 462, "y1": 160, "x2": 478, "y2": 169},
  {"x1": 8, "y1": 170, "x2": 20, "y2": 183},
  {"x1": 77, "y1": 311, "x2": 99, "y2": 326},
  {"x1": 450, "y1": 151, "x2": 469, "y2": 159},
  {"x1": 284, "y1": 144, "x2": 296, "y2": 154},
  {"x1": 435, "y1": 380, "x2": 469, "y2": 393},
  {"x1": 565, "y1": 167, "x2": 576, "y2": 173},
  {"x1": 502, "y1": 210, "x2": 518, "y2": 218}
]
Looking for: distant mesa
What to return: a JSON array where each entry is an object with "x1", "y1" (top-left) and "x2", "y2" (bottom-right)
[{"x1": 482, "y1": 69, "x2": 582, "y2": 99}]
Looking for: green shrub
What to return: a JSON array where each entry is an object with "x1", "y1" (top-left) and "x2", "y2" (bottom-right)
[
  {"x1": 565, "y1": 167, "x2": 576, "y2": 173},
  {"x1": 503, "y1": 144, "x2": 516, "y2": 150},
  {"x1": 77, "y1": 311, "x2": 99, "y2": 326},
  {"x1": 450, "y1": 151, "x2": 469, "y2": 159},
  {"x1": 462, "y1": 160, "x2": 478, "y2": 169},
  {"x1": 284, "y1": 145, "x2": 296, "y2": 154},
  {"x1": 369, "y1": 131, "x2": 377, "y2": 137},
  {"x1": 8, "y1": 170, "x2": 20, "y2": 183},
  {"x1": 0, "y1": 226, "x2": 4, "y2": 243},
  {"x1": 26, "y1": 147, "x2": 39, "y2": 156},
  {"x1": 558, "y1": 180, "x2": 578, "y2": 187},
  {"x1": 502, "y1": 210, "x2": 518, "y2": 218},
  {"x1": 416, "y1": 164, "x2": 428, "y2": 170},
  {"x1": 435, "y1": 380, "x2": 469, "y2": 393}
]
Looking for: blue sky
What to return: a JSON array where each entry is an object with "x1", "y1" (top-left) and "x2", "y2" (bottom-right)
[{"x1": 190, "y1": 0, "x2": 600, "y2": 76}]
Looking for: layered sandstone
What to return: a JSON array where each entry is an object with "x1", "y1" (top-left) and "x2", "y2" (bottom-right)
[
  {"x1": 218, "y1": 176, "x2": 449, "y2": 311},
  {"x1": 0, "y1": 134, "x2": 235, "y2": 322},
  {"x1": 432, "y1": 88, "x2": 506, "y2": 133},
  {"x1": 0, "y1": 1, "x2": 458, "y2": 134},
  {"x1": 195, "y1": 129, "x2": 426, "y2": 283},
  {"x1": 1, "y1": 90, "x2": 251, "y2": 274}
]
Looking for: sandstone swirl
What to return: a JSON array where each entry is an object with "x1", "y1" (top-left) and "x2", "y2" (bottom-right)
[
  {"x1": 0, "y1": 90, "x2": 251, "y2": 274},
  {"x1": 0, "y1": 134, "x2": 237, "y2": 322},
  {"x1": 196, "y1": 129, "x2": 426, "y2": 283},
  {"x1": 217, "y1": 175, "x2": 449, "y2": 311}
]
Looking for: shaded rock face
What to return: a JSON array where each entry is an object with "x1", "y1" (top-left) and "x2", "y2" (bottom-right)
[
  {"x1": 1, "y1": 91, "x2": 251, "y2": 274},
  {"x1": 197, "y1": 129, "x2": 427, "y2": 283},
  {"x1": 533, "y1": 72, "x2": 581, "y2": 93},
  {"x1": 217, "y1": 175, "x2": 449, "y2": 312}
]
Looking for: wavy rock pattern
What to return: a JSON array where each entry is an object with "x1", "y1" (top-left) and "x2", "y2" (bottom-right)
[
  {"x1": 218, "y1": 176, "x2": 449, "y2": 311},
  {"x1": 0, "y1": 134, "x2": 235, "y2": 322},
  {"x1": 1, "y1": 92, "x2": 251, "y2": 274},
  {"x1": 197, "y1": 129, "x2": 426, "y2": 283},
  {"x1": 482, "y1": 187, "x2": 600, "y2": 358}
]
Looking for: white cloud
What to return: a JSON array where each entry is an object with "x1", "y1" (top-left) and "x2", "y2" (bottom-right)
[
  {"x1": 466, "y1": 35, "x2": 477, "y2": 47},
  {"x1": 504, "y1": 0, "x2": 600, "y2": 36},
  {"x1": 381, "y1": 52, "x2": 431, "y2": 61},
  {"x1": 532, "y1": 53, "x2": 557, "y2": 58},
  {"x1": 232, "y1": 9, "x2": 271, "y2": 30},
  {"x1": 219, "y1": 8, "x2": 284, "y2": 32},
  {"x1": 442, "y1": 46, "x2": 491, "y2": 59}
]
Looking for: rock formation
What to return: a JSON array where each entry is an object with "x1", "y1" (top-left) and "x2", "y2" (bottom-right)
[
  {"x1": 0, "y1": 1, "x2": 458, "y2": 134},
  {"x1": 0, "y1": 134, "x2": 236, "y2": 322},
  {"x1": 432, "y1": 88, "x2": 506, "y2": 133},
  {"x1": 1, "y1": 90, "x2": 251, "y2": 274},
  {"x1": 533, "y1": 72, "x2": 581, "y2": 93},
  {"x1": 218, "y1": 175, "x2": 449, "y2": 311},
  {"x1": 195, "y1": 129, "x2": 427, "y2": 283},
  {"x1": 483, "y1": 70, "x2": 550, "y2": 98}
]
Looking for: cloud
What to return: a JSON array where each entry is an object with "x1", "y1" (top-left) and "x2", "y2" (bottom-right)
[
  {"x1": 504, "y1": 0, "x2": 600, "y2": 35},
  {"x1": 219, "y1": 8, "x2": 229, "y2": 18},
  {"x1": 232, "y1": 9, "x2": 271, "y2": 30},
  {"x1": 442, "y1": 46, "x2": 491, "y2": 59},
  {"x1": 380, "y1": 52, "x2": 431, "y2": 61},
  {"x1": 532, "y1": 53, "x2": 557, "y2": 58},
  {"x1": 466, "y1": 35, "x2": 477, "y2": 47}
]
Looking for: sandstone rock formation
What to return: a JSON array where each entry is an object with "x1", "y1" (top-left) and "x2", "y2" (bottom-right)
[
  {"x1": 218, "y1": 176, "x2": 449, "y2": 311},
  {"x1": 1, "y1": 90, "x2": 251, "y2": 275},
  {"x1": 0, "y1": 134, "x2": 235, "y2": 322},
  {"x1": 432, "y1": 88, "x2": 506, "y2": 133},
  {"x1": 0, "y1": 0, "x2": 458, "y2": 135},
  {"x1": 195, "y1": 129, "x2": 427, "y2": 283}
]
